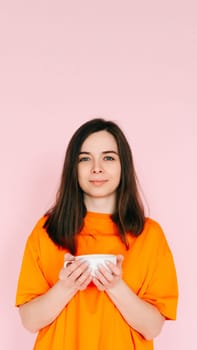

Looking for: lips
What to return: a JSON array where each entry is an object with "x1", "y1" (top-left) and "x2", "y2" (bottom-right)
[{"x1": 89, "y1": 179, "x2": 108, "y2": 185}]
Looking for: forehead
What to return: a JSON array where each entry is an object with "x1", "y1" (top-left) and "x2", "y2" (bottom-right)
[{"x1": 80, "y1": 130, "x2": 118, "y2": 151}]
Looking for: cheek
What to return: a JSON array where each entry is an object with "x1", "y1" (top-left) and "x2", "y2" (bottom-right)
[
  {"x1": 116, "y1": 166, "x2": 121, "y2": 182},
  {"x1": 77, "y1": 175, "x2": 84, "y2": 191},
  {"x1": 77, "y1": 167, "x2": 88, "y2": 186}
]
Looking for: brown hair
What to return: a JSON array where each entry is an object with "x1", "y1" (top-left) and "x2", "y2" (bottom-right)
[{"x1": 44, "y1": 118, "x2": 145, "y2": 254}]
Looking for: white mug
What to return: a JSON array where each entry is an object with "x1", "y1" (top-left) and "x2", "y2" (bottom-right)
[{"x1": 64, "y1": 254, "x2": 117, "y2": 276}]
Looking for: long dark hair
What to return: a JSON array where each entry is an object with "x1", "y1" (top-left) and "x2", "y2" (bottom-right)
[{"x1": 44, "y1": 118, "x2": 145, "y2": 254}]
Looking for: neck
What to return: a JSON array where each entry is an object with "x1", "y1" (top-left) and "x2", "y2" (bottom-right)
[{"x1": 83, "y1": 195, "x2": 116, "y2": 214}]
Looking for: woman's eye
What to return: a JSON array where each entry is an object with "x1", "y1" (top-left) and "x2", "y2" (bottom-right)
[
  {"x1": 79, "y1": 157, "x2": 90, "y2": 162},
  {"x1": 104, "y1": 156, "x2": 114, "y2": 161}
]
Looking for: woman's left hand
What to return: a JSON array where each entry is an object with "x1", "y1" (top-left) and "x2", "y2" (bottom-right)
[{"x1": 92, "y1": 255, "x2": 124, "y2": 291}]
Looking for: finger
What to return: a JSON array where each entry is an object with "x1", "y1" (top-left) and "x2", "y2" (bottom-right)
[
  {"x1": 97, "y1": 265, "x2": 114, "y2": 282},
  {"x1": 92, "y1": 276, "x2": 105, "y2": 291},
  {"x1": 105, "y1": 261, "x2": 121, "y2": 276},
  {"x1": 64, "y1": 260, "x2": 75, "y2": 268},
  {"x1": 64, "y1": 256, "x2": 76, "y2": 268},
  {"x1": 116, "y1": 254, "x2": 124, "y2": 268},
  {"x1": 94, "y1": 268, "x2": 113, "y2": 286},
  {"x1": 76, "y1": 267, "x2": 91, "y2": 285},
  {"x1": 64, "y1": 253, "x2": 75, "y2": 262},
  {"x1": 62, "y1": 259, "x2": 87, "y2": 279},
  {"x1": 78, "y1": 274, "x2": 92, "y2": 290},
  {"x1": 68, "y1": 261, "x2": 89, "y2": 280},
  {"x1": 65, "y1": 259, "x2": 86, "y2": 273}
]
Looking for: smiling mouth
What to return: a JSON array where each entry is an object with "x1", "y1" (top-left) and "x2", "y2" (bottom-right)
[{"x1": 89, "y1": 180, "x2": 108, "y2": 185}]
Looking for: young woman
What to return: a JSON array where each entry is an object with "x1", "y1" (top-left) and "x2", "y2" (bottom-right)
[{"x1": 16, "y1": 118, "x2": 178, "y2": 349}]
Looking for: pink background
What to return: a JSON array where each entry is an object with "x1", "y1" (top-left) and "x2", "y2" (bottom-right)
[{"x1": 0, "y1": 1, "x2": 196, "y2": 349}]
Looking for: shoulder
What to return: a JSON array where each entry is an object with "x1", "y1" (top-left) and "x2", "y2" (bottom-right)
[
  {"x1": 30, "y1": 215, "x2": 48, "y2": 234},
  {"x1": 129, "y1": 218, "x2": 175, "y2": 272},
  {"x1": 26, "y1": 216, "x2": 50, "y2": 247},
  {"x1": 138, "y1": 217, "x2": 169, "y2": 249},
  {"x1": 144, "y1": 217, "x2": 164, "y2": 232}
]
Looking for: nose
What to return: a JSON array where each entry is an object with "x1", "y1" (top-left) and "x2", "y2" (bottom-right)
[
  {"x1": 92, "y1": 168, "x2": 103, "y2": 174},
  {"x1": 91, "y1": 160, "x2": 103, "y2": 174}
]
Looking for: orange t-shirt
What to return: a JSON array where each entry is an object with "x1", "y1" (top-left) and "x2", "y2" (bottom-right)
[{"x1": 16, "y1": 212, "x2": 178, "y2": 349}]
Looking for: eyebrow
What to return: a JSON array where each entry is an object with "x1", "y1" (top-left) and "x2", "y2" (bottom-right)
[{"x1": 79, "y1": 150, "x2": 119, "y2": 155}]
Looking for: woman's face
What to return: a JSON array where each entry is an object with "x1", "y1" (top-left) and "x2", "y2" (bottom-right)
[{"x1": 77, "y1": 130, "x2": 121, "y2": 207}]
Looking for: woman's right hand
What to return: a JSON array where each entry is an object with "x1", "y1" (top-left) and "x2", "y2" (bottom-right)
[
  {"x1": 19, "y1": 253, "x2": 91, "y2": 333},
  {"x1": 59, "y1": 253, "x2": 92, "y2": 291}
]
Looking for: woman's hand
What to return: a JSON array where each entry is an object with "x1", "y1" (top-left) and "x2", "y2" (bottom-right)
[
  {"x1": 59, "y1": 253, "x2": 92, "y2": 291},
  {"x1": 92, "y1": 255, "x2": 124, "y2": 291}
]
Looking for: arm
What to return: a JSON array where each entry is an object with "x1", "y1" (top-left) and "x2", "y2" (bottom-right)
[
  {"x1": 106, "y1": 279, "x2": 165, "y2": 340},
  {"x1": 19, "y1": 254, "x2": 92, "y2": 333},
  {"x1": 19, "y1": 280, "x2": 77, "y2": 333},
  {"x1": 92, "y1": 255, "x2": 165, "y2": 340}
]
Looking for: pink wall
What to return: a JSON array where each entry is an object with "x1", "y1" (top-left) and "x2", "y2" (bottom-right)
[{"x1": 1, "y1": 1, "x2": 196, "y2": 349}]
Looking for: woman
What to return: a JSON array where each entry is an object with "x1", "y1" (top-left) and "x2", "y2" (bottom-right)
[{"x1": 16, "y1": 118, "x2": 178, "y2": 349}]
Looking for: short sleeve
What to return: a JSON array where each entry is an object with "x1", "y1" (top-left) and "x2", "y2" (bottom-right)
[
  {"x1": 141, "y1": 223, "x2": 178, "y2": 320},
  {"x1": 15, "y1": 221, "x2": 50, "y2": 307}
]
